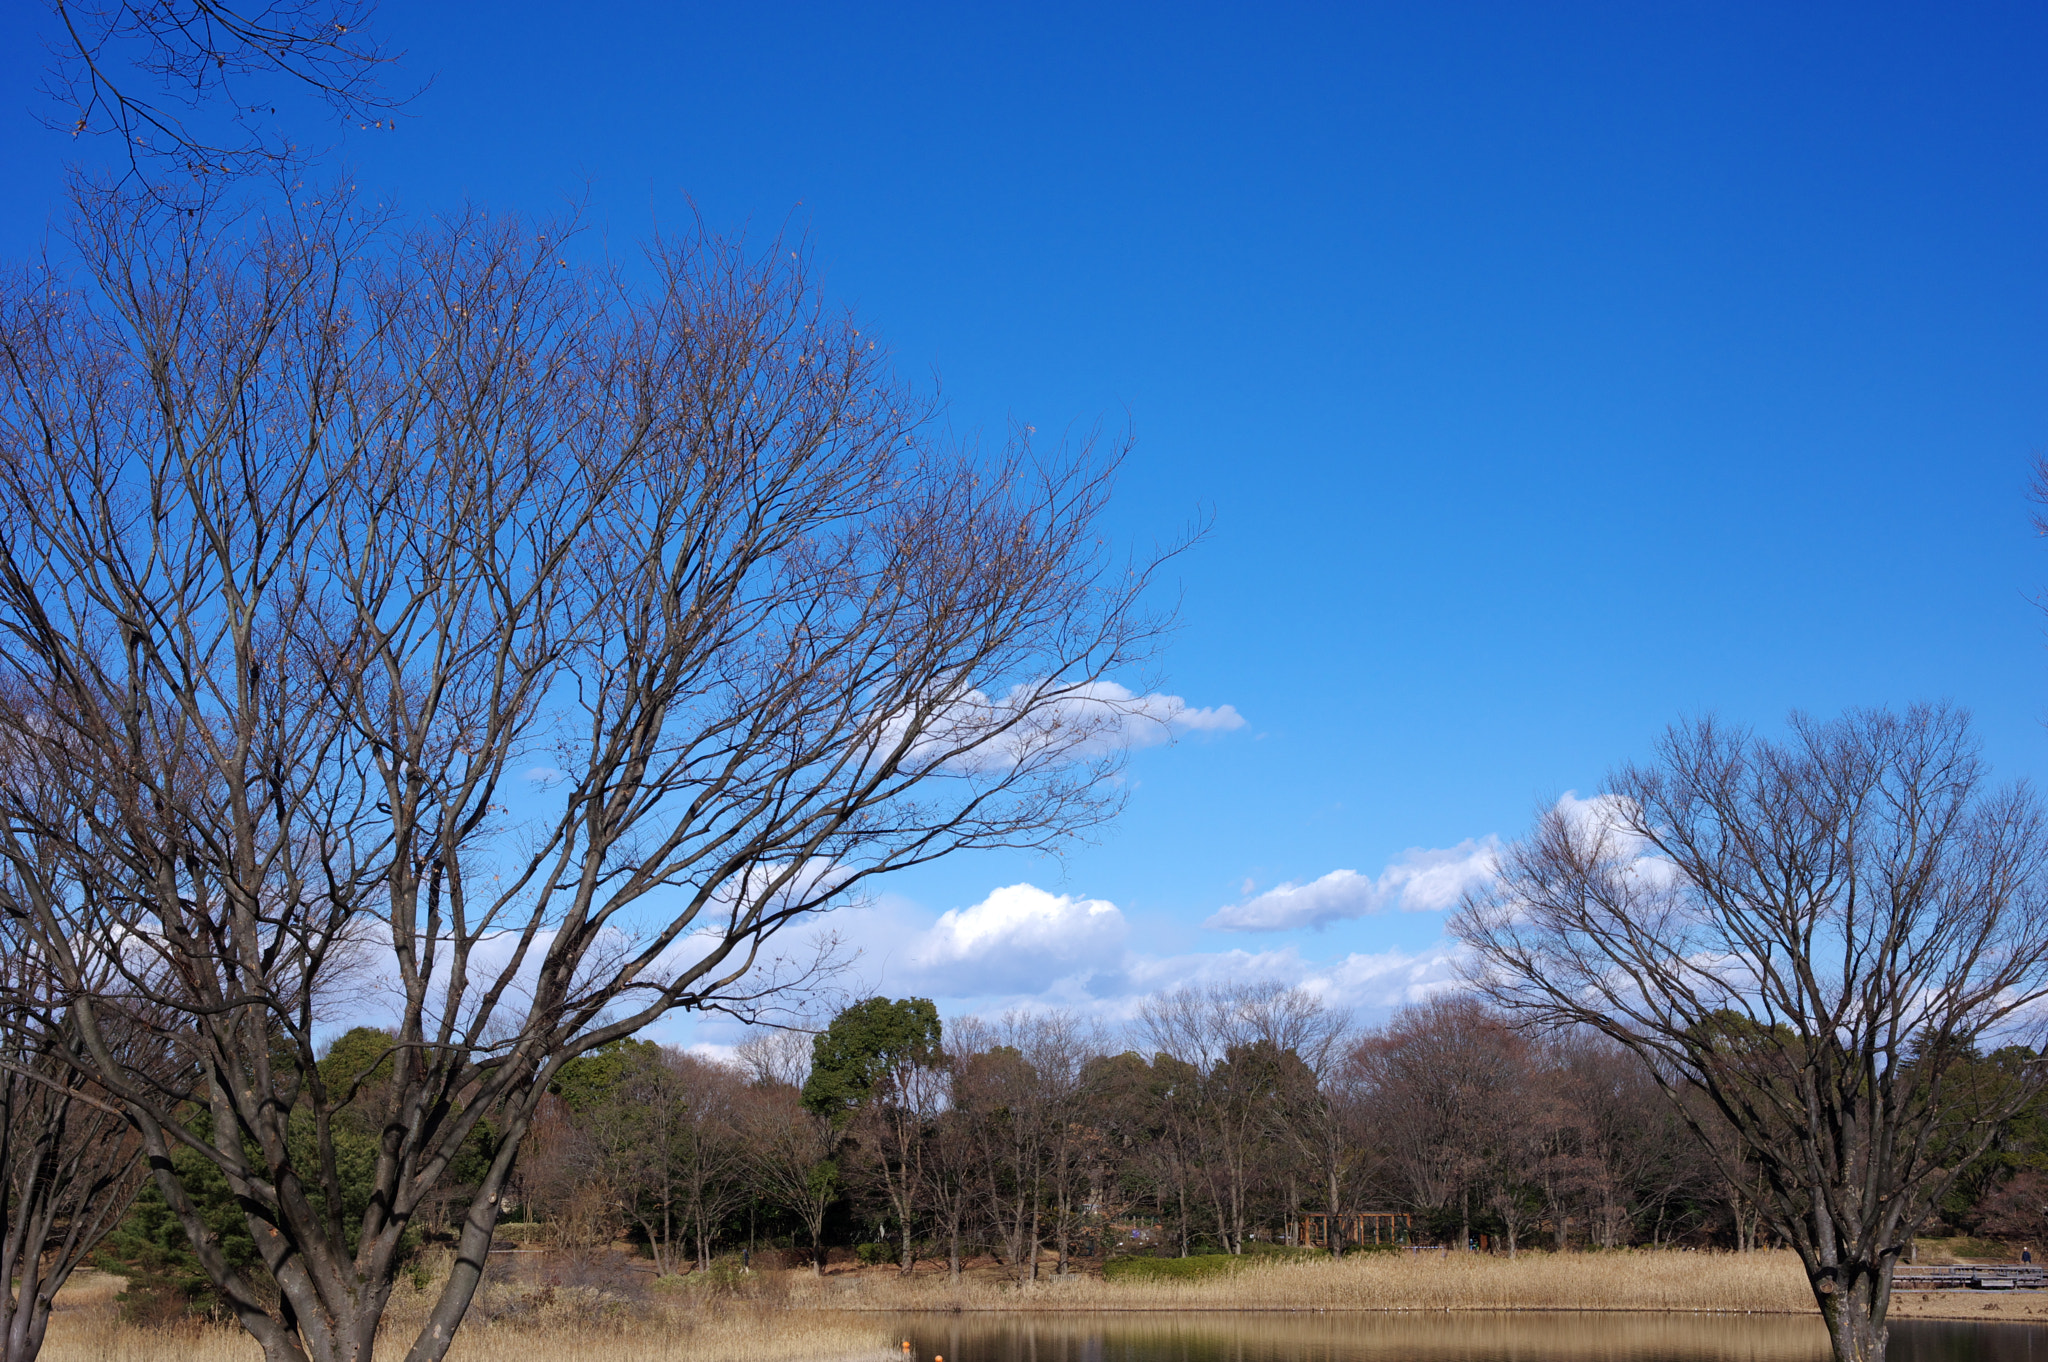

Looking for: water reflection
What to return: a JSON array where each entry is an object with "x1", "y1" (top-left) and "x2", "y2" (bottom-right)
[
  {"x1": 1896, "y1": 1321, "x2": 2048, "y2": 1362},
  {"x1": 886, "y1": 1313, "x2": 2039, "y2": 1362}
]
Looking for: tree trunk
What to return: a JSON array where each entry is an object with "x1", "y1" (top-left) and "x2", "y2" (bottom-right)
[
  {"x1": 404, "y1": 1149, "x2": 518, "y2": 1362},
  {"x1": 1811, "y1": 1260, "x2": 1892, "y2": 1362}
]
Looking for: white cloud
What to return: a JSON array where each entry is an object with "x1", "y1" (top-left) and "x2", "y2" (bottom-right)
[
  {"x1": 820, "y1": 880, "x2": 1469, "y2": 1023},
  {"x1": 889, "y1": 882, "x2": 1129, "y2": 997},
  {"x1": 1204, "y1": 837, "x2": 1501, "y2": 932},
  {"x1": 1551, "y1": 791, "x2": 1680, "y2": 890},
  {"x1": 663, "y1": 877, "x2": 1479, "y2": 1057},
  {"x1": 1158, "y1": 696, "x2": 1247, "y2": 735},
  {"x1": 997, "y1": 680, "x2": 1245, "y2": 753},
  {"x1": 882, "y1": 680, "x2": 1244, "y2": 774}
]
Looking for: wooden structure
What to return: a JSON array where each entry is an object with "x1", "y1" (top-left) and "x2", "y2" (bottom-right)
[
  {"x1": 1294, "y1": 1212, "x2": 1413, "y2": 1249},
  {"x1": 1894, "y1": 1264, "x2": 2048, "y2": 1292}
]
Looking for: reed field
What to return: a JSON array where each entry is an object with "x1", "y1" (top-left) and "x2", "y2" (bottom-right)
[
  {"x1": 797, "y1": 1246, "x2": 2048, "y2": 1322},
  {"x1": 791, "y1": 1247, "x2": 1821, "y2": 1315},
  {"x1": 36, "y1": 1248, "x2": 2048, "y2": 1358},
  {"x1": 35, "y1": 1267, "x2": 901, "y2": 1362}
]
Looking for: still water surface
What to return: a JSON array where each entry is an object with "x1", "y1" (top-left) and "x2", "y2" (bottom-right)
[{"x1": 886, "y1": 1313, "x2": 2046, "y2": 1362}]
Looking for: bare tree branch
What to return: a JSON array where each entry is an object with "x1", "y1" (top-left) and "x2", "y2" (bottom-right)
[{"x1": 37, "y1": 0, "x2": 410, "y2": 197}]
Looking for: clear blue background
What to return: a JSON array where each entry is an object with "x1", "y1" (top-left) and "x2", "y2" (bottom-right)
[{"x1": 4, "y1": 2, "x2": 2044, "y2": 1016}]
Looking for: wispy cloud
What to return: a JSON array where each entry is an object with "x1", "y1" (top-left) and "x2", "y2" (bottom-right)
[{"x1": 1204, "y1": 837, "x2": 1501, "y2": 932}]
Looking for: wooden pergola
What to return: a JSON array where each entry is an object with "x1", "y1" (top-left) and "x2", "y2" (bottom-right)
[{"x1": 1294, "y1": 1212, "x2": 1413, "y2": 1249}]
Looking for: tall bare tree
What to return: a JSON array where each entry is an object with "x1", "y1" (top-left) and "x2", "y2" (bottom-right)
[
  {"x1": 666, "y1": 1051, "x2": 749, "y2": 1272},
  {"x1": 1352, "y1": 995, "x2": 1524, "y2": 1250},
  {"x1": 921, "y1": 1056, "x2": 984, "y2": 1279},
  {"x1": 1235, "y1": 986, "x2": 1352, "y2": 1244},
  {"x1": 1455, "y1": 706, "x2": 2048, "y2": 1362},
  {"x1": 949, "y1": 1017, "x2": 1048, "y2": 1278},
  {"x1": 0, "y1": 188, "x2": 1173, "y2": 1362},
  {"x1": 739, "y1": 1083, "x2": 840, "y2": 1276}
]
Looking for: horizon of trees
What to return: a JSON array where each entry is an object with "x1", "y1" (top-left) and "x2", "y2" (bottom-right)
[{"x1": 80, "y1": 983, "x2": 2037, "y2": 1311}]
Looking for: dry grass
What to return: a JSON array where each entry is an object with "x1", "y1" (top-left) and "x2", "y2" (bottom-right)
[
  {"x1": 785, "y1": 1248, "x2": 1821, "y2": 1315},
  {"x1": 44, "y1": 1248, "x2": 2048, "y2": 1359},
  {"x1": 37, "y1": 1268, "x2": 898, "y2": 1362}
]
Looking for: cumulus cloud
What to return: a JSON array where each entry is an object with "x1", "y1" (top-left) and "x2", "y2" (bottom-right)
[
  {"x1": 665, "y1": 877, "x2": 1478, "y2": 1056},
  {"x1": 1204, "y1": 838, "x2": 1501, "y2": 932},
  {"x1": 890, "y1": 882, "x2": 1129, "y2": 997},
  {"x1": 1152, "y1": 694, "x2": 1247, "y2": 735},
  {"x1": 829, "y1": 879, "x2": 1469, "y2": 1022}
]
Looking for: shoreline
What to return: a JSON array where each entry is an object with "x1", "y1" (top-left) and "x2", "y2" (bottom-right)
[{"x1": 37, "y1": 1252, "x2": 2048, "y2": 1360}]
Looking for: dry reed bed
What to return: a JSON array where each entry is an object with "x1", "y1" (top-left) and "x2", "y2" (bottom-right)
[
  {"x1": 37, "y1": 1271, "x2": 900, "y2": 1362},
  {"x1": 797, "y1": 1249, "x2": 1820, "y2": 1315},
  {"x1": 39, "y1": 1313, "x2": 900, "y2": 1362}
]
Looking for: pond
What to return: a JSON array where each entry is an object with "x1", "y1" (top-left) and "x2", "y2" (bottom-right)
[{"x1": 885, "y1": 1312, "x2": 2048, "y2": 1362}]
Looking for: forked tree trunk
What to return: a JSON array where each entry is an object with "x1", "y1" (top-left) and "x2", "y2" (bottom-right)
[{"x1": 1811, "y1": 1259, "x2": 1892, "y2": 1362}]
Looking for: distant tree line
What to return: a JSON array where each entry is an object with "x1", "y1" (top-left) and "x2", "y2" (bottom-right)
[{"x1": 185, "y1": 984, "x2": 2033, "y2": 1288}]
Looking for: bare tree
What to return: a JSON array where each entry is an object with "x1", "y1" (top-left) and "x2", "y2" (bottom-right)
[
  {"x1": 738, "y1": 1083, "x2": 840, "y2": 1275},
  {"x1": 0, "y1": 920, "x2": 153, "y2": 1362},
  {"x1": 666, "y1": 1051, "x2": 749, "y2": 1272},
  {"x1": 1455, "y1": 706, "x2": 2048, "y2": 1362},
  {"x1": 1552, "y1": 1029, "x2": 1713, "y2": 1248},
  {"x1": 39, "y1": 0, "x2": 408, "y2": 192},
  {"x1": 1235, "y1": 986, "x2": 1352, "y2": 1245},
  {"x1": 848, "y1": 1049, "x2": 943, "y2": 1274},
  {"x1": 0, "y1": 189, "x2": 1174, "y2": 1362},
  {"x1": 1352, "y1": 996, "x2": 1524, "y2": 1250},
  {"x1": 948, "y1": 1016, "x2": 1048, "y2": 1278},
  {"x1": 1141, "y1": 985, "x2": 1271, "y2": 1254},
  {"x1": 921, "y1": 1049, "x2": 987, "y2": 1279},
  {"x1": 1018, "y1": 1013, "x2": 1091, "y2": 1277},
  {"x1": 735, "y1": 1028, "x2": 816, "y2": 1091}
]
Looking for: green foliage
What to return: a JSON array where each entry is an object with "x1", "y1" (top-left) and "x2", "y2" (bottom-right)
[
  {"x1": 318, "y1": 1025, "x2": 398, "y2": 1111},
  {"x1": 801, "y1": 997, "x2": 942, "y2": 1122},
  {"x1": 1928, "y1": 1044, "x2": 2048, "y2": 1234},
  {"x1": 95, "y1": 1144, "x2": 259, "y2": 1323},
  {"x1": 854, "y1": 1240, "x2": 892, "y2": 1265},
  {"x1": 1103, "y1": 1252, "x2": 1250, "y2": 1282},
  {"x1": 551, "y1": 1038, "x2": 665, "y2": 1115},
  {"x1": 97, "y1": 1029, "x2": 449, "y2": 1319}
]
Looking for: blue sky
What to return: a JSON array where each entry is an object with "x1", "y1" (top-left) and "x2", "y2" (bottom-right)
[{"x1": 5, "y1": 2, "x2": 2046, "y2": 1044}]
